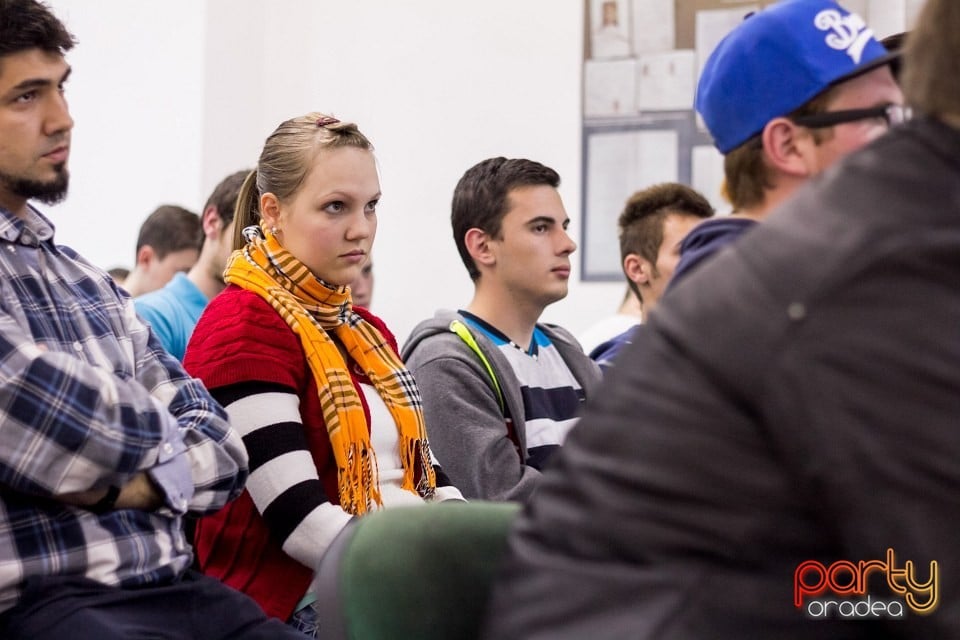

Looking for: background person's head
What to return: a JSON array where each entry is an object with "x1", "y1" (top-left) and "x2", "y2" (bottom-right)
[
  {"x1": 696, "y1": 0, "x2": 903, "y2": 215},
  {"x1": 350, "y1": 256, "x2": 374, "y2": 308},
  {"x1": 199, "y1": 169, "x2": 248, "y2": 287},
  {"x1": 124, "y1": 204, "x2": 201, "y2": 296},
  {"x1": 619, "y1": 183, "x2": 714, "y2": 311},
  {"x1": 233, "y1": 113, "x2": 377, "y2": 287},
  {"x1": 0, "y1": 0, "x2": 76, "y2": 216},
  {"x1": 107, "y1": 266, "x2": 129, "y2": 285}
]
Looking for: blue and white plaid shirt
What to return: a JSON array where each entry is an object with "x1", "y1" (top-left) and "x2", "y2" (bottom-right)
[{"x1": 0, "y1": 205, "x2": 248, "y2": 613}]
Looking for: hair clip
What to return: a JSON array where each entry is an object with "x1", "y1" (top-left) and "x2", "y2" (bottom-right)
[
  {"x1": 317, "y1": 116, "x2": 340, "y2": 127},
  {"x1": 242, "y1": 225, "x2": 264, "y2": 242}
]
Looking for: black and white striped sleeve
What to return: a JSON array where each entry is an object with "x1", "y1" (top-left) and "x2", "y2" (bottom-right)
[{"x1": 212, "y1": 381, "x2": 353, "y2": 569}]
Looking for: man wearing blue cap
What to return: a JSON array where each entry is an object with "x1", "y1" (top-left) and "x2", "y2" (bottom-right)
[
  {"x1": 481, "y1": 1, "x2": 960, "y2": 638},
  {"x1": 671, "y1": 0, "x2": 904, "y2": 286}
]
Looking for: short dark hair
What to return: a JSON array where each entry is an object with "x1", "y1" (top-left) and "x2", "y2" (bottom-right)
[
  {"x1": 0, "y1": 0, "x2": 75, "y2": 60},
  {"x1": 204, "y1": 170, "x2": 249, "y2": 226},
  {"x1": 107, "y1": 266, "x2": 129, "y2": 281},
  {"x1": 618, "y1": 183, "x2": 713, "y2": 298},
  {"x1": 451, "y1": 157, "x2": 560, "y2": 281},
  {"x1": 135, "y1": 205, "x2": 202, "y2": 259}
]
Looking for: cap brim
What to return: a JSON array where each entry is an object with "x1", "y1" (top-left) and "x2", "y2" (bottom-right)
[{"x1": 829, "y1": 50, "x2": 901, "y2": 87}]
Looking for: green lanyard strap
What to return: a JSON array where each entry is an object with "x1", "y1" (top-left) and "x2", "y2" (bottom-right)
[{"x1": 448, "y1": 320, "x2": 505, "y2": 415}]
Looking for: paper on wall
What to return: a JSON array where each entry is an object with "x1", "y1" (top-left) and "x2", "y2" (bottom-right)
[
  {"x1": 636, "y1": 49, "x2": 695, "y2": 111},
  {"x1": 584, "y1": 129, "x2": 679, "y2": 276},
  {"x1": 585, "y1": 59, "x2": 638, "y2": 116},
  {"x1": 631, "y1": 0, "x2": 675, "y2": 54}
]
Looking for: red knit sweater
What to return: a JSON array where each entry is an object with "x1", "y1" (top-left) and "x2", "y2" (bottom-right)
[{"x1": 183, "y1": 284, "x2": 396, "y2": 621}]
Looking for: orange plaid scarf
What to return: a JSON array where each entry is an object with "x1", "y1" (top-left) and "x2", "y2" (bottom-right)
[{"x1": 224, "y1": 226, "x2": 435, "y2": 514}]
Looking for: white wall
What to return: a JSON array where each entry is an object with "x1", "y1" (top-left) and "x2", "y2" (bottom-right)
[
  {"x1": 45, "y1": 0, "x2": 207, "y2": 272},
  {"x1": 42, "y1": 0, "x2": 625, "y2": 345}
]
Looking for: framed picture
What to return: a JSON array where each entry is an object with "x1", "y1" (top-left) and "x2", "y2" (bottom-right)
[{"x1": 589, "y1": 0, "x2": 632, "y2": 59}]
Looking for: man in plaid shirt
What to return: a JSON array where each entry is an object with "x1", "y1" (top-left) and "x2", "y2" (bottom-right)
[{"x1": 0, "y1": 2, "x2": 303, "y2": 637}]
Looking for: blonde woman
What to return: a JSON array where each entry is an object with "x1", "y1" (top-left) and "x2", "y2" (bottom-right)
[{"x1": 183, "y1": 113, "x2": 462, "y2": 636}]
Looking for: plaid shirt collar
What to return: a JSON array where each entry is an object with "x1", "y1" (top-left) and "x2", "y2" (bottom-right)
[{"x1": 0, "y1": 203, "x2": 56, "y2": 246}]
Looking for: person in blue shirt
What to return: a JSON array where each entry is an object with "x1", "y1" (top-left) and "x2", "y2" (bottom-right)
[{"x1": 135, "y1": 169, "x2": 248, "y2": 360}]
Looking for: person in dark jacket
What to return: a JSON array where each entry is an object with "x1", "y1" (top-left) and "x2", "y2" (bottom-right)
[{"x1": 482, "y1": 1, "x2": 960, "y2": 637}]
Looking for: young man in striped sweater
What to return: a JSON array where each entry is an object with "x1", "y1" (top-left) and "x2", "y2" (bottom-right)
[{"x1": 403, "y1": 157, "x2": 601, "y2": 502}]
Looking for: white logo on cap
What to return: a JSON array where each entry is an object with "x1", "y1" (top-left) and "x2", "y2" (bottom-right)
[{"x1": 814, "y1": 9, "x2": 874, "y2": 64}]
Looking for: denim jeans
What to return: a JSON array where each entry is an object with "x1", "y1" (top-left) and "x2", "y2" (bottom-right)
[{"x1": 288, "y1": 600, "x2": 320, "y2": 638}]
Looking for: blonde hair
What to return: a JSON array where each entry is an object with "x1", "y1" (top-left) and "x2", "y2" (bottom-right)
[
  {"x1": 901, "y1": 0, "x2": 960, "y2": 118},
  {"x1": 232, "y1": 112, "x2": 374, "y2": 250}
]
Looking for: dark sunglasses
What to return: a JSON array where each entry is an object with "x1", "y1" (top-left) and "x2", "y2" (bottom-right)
[{"x1": 791, "y1": 104, "x2": 913, "y2": 129}]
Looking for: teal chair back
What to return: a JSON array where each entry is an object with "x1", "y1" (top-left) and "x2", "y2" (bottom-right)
[{"x1": 315, "y1": 501, "x2": 520, "y2": 640}]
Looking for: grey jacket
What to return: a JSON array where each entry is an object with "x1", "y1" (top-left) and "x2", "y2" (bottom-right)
[
  {"x1": 402, "y1": 310, "x2": 601, "y2": 502},
  {"x1": 483, "y1": 117, "x2": 960, "y2": 638}
]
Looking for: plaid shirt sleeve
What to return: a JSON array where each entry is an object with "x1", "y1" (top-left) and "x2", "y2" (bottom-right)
[
  {"x1": 0, "y1": 208, "x2": 249, "y2": 610},
  {"x1": 124, "y1": 296, "x2": 249, "y2": 514},
  {"x1": 0, "y1": 240, "x2": 247, "y2": 513}
]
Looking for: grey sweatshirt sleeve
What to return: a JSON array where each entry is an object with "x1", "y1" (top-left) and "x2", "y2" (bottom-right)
[{"x1": 406, "y1": 336, "x2": 542, "y2": 502}]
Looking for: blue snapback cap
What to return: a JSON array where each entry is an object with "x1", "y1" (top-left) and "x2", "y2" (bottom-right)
[{"x1": 695, "y1": 0, "x2": 897, "y2": 153}]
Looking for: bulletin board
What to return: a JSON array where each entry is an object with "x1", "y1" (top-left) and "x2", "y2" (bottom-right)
[
  {"x1": 579, "y1": 0, "x2": 923, "y2": 281},
  {"x1": 580, "y1": 0, "x2": 754, "y2": 280}
]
